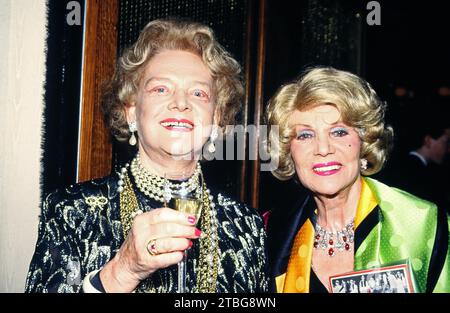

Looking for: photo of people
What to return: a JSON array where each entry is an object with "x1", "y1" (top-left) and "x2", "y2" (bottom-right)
[{"x1": 330, "y1": 265, "x2": 414, "y2": 293}]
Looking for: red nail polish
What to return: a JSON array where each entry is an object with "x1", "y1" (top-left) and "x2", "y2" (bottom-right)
[
  {"x1": 188, "y1": 241, "x2": 193, "y2": 249},
  {"x1": 195, "y1": 228, "x2": 202, "y2": 237},
  {"x1": 188, "y1": 216, "x2": 196, "y2": 224}
]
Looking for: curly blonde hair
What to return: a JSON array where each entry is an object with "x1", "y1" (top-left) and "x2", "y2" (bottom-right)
[
  {"x1": 266, "y1": 66, "x2": 394, "y2": 180},
  {"x1": 102, "y1": 18, "x2": 244, "y2": 142}
]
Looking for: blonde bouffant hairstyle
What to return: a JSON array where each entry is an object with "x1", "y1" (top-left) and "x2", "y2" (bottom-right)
[
  {"x1": 266, "y1": 66, "x2": 394, "y2": 180},
  {"x1": 102, "y1": 18, "x2": 244, "y2": 142}
]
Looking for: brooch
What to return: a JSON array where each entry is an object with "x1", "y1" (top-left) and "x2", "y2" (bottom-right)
[{"x1": 85, "y1": 196, "x2": 108, "y2": 212}]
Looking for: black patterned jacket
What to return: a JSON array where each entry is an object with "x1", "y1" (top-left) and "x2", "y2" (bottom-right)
[{"x1": 25, "y1": 171, "x2": 268, "y2": 293}]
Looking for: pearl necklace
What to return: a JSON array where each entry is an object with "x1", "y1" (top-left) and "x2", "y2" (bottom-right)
[
  {"x1": 118, "y1": 154, "x2": 201, "y2": 203},
  {"x1": 313, "y1": 219, "x2": 354, "y2": 257}
]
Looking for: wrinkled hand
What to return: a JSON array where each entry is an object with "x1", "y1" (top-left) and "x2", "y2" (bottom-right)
[{"x1": 100, "y1": 207, "x2": 200, "y2": 292}]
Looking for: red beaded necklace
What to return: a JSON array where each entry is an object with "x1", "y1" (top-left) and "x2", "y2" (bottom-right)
[{"x1": 313, "y1": 219, "x2": 354, "y2": 257}]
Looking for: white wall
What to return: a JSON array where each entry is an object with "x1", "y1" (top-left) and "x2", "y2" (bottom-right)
[{"x1": 0, "y1": 0, "x2": 47, "y2": 292}]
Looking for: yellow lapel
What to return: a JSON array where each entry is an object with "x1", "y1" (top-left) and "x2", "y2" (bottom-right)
[
  {"x1": 281, "y1": 219, "x2": 315, "y2": 292},
  {"x1": 354, "y1": 177, "x2": 378, "y2": 229}
]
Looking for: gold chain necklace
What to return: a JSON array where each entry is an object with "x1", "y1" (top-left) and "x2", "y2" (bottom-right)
[{"x1": 118, "y1": 167, "x2": 219, "y2": 293}]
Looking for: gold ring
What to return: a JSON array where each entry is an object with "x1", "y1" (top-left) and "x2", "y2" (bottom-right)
[{"x1": 146, "y1": 239, "x2": 159, "y2": 256}]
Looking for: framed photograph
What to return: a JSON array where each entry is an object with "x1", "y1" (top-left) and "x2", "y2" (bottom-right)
[{"x1": 329, "y1": 264, "x2": 415, "y2": 293}]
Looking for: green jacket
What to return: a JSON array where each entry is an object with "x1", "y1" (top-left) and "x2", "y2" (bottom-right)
[{"x1": 268, "y1": 177, "x2": 449, "y2": 293}]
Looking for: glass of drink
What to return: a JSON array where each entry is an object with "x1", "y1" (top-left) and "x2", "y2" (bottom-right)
[{"x1": 164, "y1": 171, "x2": 202, "y2": 293}]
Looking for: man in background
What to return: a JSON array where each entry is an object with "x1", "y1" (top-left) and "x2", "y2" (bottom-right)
[{"x1": 381, "y1": 106, "x2": 450, "y2": 214}]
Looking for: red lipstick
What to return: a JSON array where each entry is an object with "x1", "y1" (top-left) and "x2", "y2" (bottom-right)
[
  {"x1": 312, "y1": 162, "x2": 342, "y2": 176},
  {"x1": 160, "y1": 118, "x2": 194, "y2": 132}
]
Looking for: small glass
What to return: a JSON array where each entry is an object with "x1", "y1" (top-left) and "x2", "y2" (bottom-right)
[{"x1": 164, "y1": 172, "x2": 202, "y2": 293}]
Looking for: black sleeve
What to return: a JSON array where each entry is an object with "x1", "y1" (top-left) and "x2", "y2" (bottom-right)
[{"x1": 25, "y1": 191, "x2": 84, "y2": 293}]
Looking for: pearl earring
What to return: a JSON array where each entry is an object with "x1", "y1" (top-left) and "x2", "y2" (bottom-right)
[
  {"x1": 207, "y1": 126, "x2": 218, "y2": 153},
  {"x1": 360, "y1": 158, "x2": 368, "y2": 171},
  {"x1": 129, "y1": 121, "x2": 137, "y2": 146}
]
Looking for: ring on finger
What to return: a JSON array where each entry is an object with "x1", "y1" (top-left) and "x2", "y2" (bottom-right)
[{"x1": 146, "y1": 239, "x2": 160, "y2": 256}]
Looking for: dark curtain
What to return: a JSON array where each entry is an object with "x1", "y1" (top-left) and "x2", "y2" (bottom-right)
[{"x1": 41, "y1": 0, "x2": 85, "y2": 201}]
